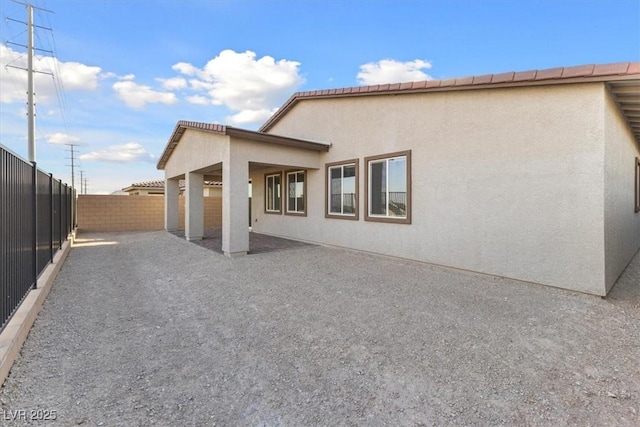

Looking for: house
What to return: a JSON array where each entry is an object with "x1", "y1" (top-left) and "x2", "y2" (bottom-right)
[
  {"x1": 157, "y1": 62, "x2": 640, "y2": 296},
  {"x1": 122, "y1": 179, "x2": 222, "y2": 196}
]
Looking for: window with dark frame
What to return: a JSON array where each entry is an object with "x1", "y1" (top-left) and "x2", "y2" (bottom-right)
[
  {"x1": 265, "y1": 173, "x2": 281, "y2": 214},
  {"x1": 286, "y1": 170, "x2": 306, "y2": 215},
  {"x1": 326, "y1": 160, "x2": 358, "y2": 219},
  {"x1": 635, "y1": 157, "x2": 640, "y2": 213},
  {"x1": 365, "y1": 150, "x2": 411, "y2": 224}
]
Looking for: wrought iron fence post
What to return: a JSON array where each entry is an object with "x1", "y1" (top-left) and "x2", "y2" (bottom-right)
[
  {"x1": 69, "y1": 186, "x2": 72, "y2": 235},
  {"x1": 31, "y1": 162, "x2": 37, "y2": 289},
  {"x1": 58, "y1": 179, "x2": 62, "y2": 248},
  {"x1": 49, "y1": 173, "x2": 54, "y2": 263}
]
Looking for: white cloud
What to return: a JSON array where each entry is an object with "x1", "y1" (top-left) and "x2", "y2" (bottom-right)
[
  {"x1": 157, "y1": 76, "x2": 187, "y2": 90},
  {"x1": 189, "y1": 79, "x2": 215, "y2": 91},
  {"x1": 172, "y1": 62, "x2": 197, "y2": 76},
  {"x1": 173, "y1": 49, "x2": 304, "y2": 126},
  {"x1": 99, "y1": 71, "x2": 117, "y2": 79},
  {"x1": 112, "y1": 80, "x2": 178, "y2": 109},
  {"x1": 186, "y1": 95, "x2": 210, "y2": 105},
  {"x1": 80, "y1": 142, "x2": 155, "y2": 163},
  {"x1": 357, "y1": 59, "x2": 433, "y2": 85},
  {"x1": 0, "y1": 45, "x2": 102, "y2": 104},
  {"x1": 227, "y1": 108, "x2": 277, "y2": 126},
  {"x1": 46, "y1": 60, "x2": 101, "y2": 91},
  {"x1": 47, "y1": 133, "x2": 80, "y2": 145},
  {"x1": 99, "y1": 72, "x2": 134, "y2": 80}
]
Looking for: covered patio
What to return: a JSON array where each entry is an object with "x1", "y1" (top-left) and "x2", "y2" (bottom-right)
[
  {"x1": 170, "y1": 228, "x2": 314, "y2": 255},
  {"x1": 157, "y1": 121, "x2": 330, "y2": 257}
]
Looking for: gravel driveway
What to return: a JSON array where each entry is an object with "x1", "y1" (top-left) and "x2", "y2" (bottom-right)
[{"x1": 1, "y1": 231, "x2": 638, "y2": 426}]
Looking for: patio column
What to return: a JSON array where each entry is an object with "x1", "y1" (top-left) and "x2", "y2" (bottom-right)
[
  {"x1": 185, "y1": 171, "x2": 204, "y2": 241},
  {"x1": 222, "y1": 156, "x2": 249, "y2": 257},
  {"x1": 164, "y1": 177, "x2": 180, "y2": 231}
]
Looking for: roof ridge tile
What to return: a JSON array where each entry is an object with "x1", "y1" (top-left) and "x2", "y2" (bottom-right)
[
  {"x1": 455, "y1": 76, "x2": 474, "y2": 86},
  {"x1": 491, "y1": 72, "x2": 515, "y2": 84},
  {"x1": 472, "y1": 74, "x2": 493, "y2": 85},
  {"x1": 593, "y1": 62, "x2": 630, "y2": 75}
]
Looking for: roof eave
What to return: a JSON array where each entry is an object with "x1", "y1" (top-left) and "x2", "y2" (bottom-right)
[
  {"x1": 226, "y1": 127, "x2": 330, "y2": 152},
  {"x1": 157, "y1": 121, "x2": 331, "y2": 170},
  {"x1": 258, "y1": 62, "x2": 640, "y2": 132}
]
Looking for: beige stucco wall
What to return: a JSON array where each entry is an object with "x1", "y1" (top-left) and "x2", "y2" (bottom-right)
[
  {"x1": 78, "y1": 195, "x2": 221, "y2": 232},
  {"x1": 604, "y1": 89, "x2": 640, "y2": 292},
  {"x1": 164, "y1": 130, "x2": 229, "y2": 179},
  {"x1": 255, "y1": 83, "x2": 610, "y2": 294},
  {"x1": 203, "y1": 187, "x2": 222, "y2": 197}
]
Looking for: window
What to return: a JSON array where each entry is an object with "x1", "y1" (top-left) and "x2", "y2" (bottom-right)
[
  {"x1": 286, "y1": 170, "x2": 306, "y2": 215},
  {"x1": 365, "y1": 150, "x2": 411, "y2": 224},
  {"x1": 636, "y1": 157, "x2": 640, "y2": 213},
  {"x1": 326, "y1": 160, "x2": 359, "y2": 219},
  {"x1": 265, "y1": 173, "x2": 281, "y2": 214}
]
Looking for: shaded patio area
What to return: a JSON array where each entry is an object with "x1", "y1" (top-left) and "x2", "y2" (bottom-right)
[{"x1": 170, "y1": 228, "x2": 314, "y2": 254}]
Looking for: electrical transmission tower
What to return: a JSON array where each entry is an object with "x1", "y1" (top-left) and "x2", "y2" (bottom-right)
[
  {"x1": 79, "y1": 170, "x2": 88, "y2": 195},
  {"x1": 65, "y1": 143, "x2": 79, "y2": 191},
  {"x1": 5, "y1": 2, "x2": 54, "y2": 163}
]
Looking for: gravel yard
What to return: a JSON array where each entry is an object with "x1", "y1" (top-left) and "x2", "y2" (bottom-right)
[{"x1": 1, "y1": 231, "x2": 638, "y2": 426}]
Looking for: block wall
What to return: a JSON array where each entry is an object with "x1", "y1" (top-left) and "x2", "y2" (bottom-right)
[{"x1": 77, "y1": 195, "x2": 222, "y2": 232}]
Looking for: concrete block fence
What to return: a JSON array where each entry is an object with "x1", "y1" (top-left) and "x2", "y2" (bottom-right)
[{"x1": 77, "y1": 195, "x2": 222, "y2": 232}]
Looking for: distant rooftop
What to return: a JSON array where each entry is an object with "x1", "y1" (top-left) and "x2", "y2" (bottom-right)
[{"x1": 123, "y1": 179, "x2": 222, "y2": 191}]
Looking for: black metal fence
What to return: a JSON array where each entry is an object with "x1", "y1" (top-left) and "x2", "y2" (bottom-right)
[
  {"x1": 1, "y1": 145, "x2": 74, "y2": 331},
  {"x1": 330, "y1": 193, "x2": 356, "y2": 214}
]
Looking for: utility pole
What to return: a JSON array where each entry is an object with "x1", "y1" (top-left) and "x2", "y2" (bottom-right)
[
  {"x1": 26, "y1": 3, "x2": 35, "y2": 162},
  {"x1": 65, "y1": 143, "x2": 79, "y2": 226},
  {"x1": 5, "y1": 2, "x2": 54, "y2": 288},
  {"x1": 6, "y1": 2, "x2": 54, "y2": 161},
  {"x1": 65, "y1": 144, "x2": 78, "y2": 190},
  {"x1": 84, "y1": 177, "x2": 88, "y2": 195},
  {"x1": 80, "y1": 170, "x2": 84, "y2": 194}
]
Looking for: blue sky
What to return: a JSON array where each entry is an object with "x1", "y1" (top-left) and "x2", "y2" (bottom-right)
[{"x1": 1, "y1": 0, "x2": 639, "y2": 193}]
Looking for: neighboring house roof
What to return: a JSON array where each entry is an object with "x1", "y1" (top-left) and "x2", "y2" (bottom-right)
[
  {"x1": 122, "y1": 179, "x2": 222, "y2": 192},
  {"x1": 259, "y1": 62, "x2": 640, "y2": 143},
  {"x1": 157, "y1": 122, "x2": 331, "y2": 170}
]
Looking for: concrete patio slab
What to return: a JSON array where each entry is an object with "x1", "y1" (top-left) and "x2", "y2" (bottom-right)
[
  {"x1": 171, "y1": 228, "x2": 314, "y2": 255},
  {"x1": 0, "y1": 231, "x2": 638, "y2": 426}
]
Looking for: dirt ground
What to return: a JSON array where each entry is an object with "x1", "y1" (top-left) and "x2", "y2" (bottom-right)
[{"x1": 0, "y1": 231, "x2": 638, "y2": 426}]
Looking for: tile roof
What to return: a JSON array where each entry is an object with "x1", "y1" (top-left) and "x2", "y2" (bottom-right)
[
  {"x1": 123, "y1": 179, "x2": 222, "y2": 191},
  {"x1": 129, "y1": 179, "x2": 166, "y2": 188},
  {"x1": 259, "y1": 61, "x2": 640, "y2": 132},
  {"x1": 156, "y1": 121, "x2": 331, "y2": 170}
]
